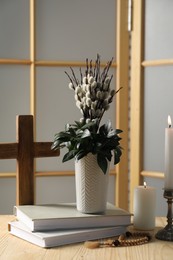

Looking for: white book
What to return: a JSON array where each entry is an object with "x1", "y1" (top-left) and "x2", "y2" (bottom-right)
[
  {"x1": 9, "y1": 220, "x2": 127, "y2": 248},
  {"x1": 14, "y1": 203, "x2": 131, "y2": 231}
]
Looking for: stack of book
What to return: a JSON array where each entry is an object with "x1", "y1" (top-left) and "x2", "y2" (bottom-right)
[{"x1": 8, "y1": 203, "x2": 131, "y2": 248}]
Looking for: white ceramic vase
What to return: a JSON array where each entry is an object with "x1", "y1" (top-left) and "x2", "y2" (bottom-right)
[{"x1": 75, "y1": 153, "x2": 110, "y2": 214}]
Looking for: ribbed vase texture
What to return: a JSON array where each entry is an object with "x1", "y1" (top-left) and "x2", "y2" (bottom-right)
[{"x1": 75, "y1": 153, "x2": 110, "y2": 213}]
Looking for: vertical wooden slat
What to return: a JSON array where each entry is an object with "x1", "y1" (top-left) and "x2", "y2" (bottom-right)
[
  {"x1": 16, "y1": 115, "x2": 34, "y2": 205},
  {"x1": 116, "y1": 0, "x2": 129, "y2": 210},
  {"x1": 129, "y1": 0, "x2": 144, "y2": 212},
  {"x1": 30, "y1": 0, "x2": 36, "y2": 117},
  {"x1": 30, "y1": 0, "x2": 36, "y2": 200}
]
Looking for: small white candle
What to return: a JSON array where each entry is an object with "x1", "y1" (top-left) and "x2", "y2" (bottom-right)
[
  {"x1": 164, "y1": 115, "x2": 173, "y2": 189},
  {"x1": 133, "y1": 182, "x2": 156, "y2": 230}
]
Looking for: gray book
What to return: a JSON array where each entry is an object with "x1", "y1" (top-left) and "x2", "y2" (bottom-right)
[
  {"x1": 9, "y1": 220, "x2": 127, "y2": 248},
  {"x1": 14, "y1": 202, "x2": 131, "y2": 231}
]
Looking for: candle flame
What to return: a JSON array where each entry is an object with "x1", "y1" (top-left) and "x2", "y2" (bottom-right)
[
  {"x1": 168, "y1": 115, "x2": 172, "y2": 128},
  {"x1": 144, "y1": 182, "x2": 147, "y2": 188}
]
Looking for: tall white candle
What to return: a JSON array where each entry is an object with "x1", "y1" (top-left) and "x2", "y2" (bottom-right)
[
  {"x1": 164, "y1": 115, "x2": 173, "y2": 189},
  {"x1": 133, "y1": 182, "x2": 156, "y2": 230}
]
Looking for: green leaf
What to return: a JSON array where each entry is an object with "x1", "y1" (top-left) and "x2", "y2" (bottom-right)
[
  {"x1": 114, "y1": 146, "x2": 122, "y2": 165},
  {"x1": 104, "y1": 151, "x2": 112, "y2": 161},
  {"x1": 55, "y1": 132, "x2": 74, "y2": 141},
  {"x1": 97, "y1": 154, "x2": 108, "y2": 174},
  {"x1": 75, "y1": 150, "x2": 88, "y2": 160},
  {"x1": 62, "y1": 150, "x2": 77, "y2": 162},
  {"x1": 105, "y1": 120, "x2": 112, "y2": 133},
  {"x1": 99, "y1": 124, "x2": 107, "y2": 136},
  {"x1": 107, "y1": 129, "x2": 117, "y2": 138},
  {"x1": 51, "y1": 140, "x2": 62, "y2": 149},
  {"x1": 116, "y1": 129, "x2": 123, "y2": 134},
  {"x1": 99, "y1": 120, "x2": 112, "y2": 136},
  {"x1": 81, "y1": 129, "x2": 91, "y2": 138}
]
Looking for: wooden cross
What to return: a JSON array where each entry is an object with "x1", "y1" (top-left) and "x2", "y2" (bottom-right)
[{"x1": 0, "y1": 115, "x2": 60, "y2": 205}]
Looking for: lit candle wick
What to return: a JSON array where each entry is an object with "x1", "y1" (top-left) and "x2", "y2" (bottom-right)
[
  {"x1": 168, "y1": 115, "x2": 172, "y2": 128},
  {"x1": 144, "y1": 182, "x2": 147, "y2": 188}
]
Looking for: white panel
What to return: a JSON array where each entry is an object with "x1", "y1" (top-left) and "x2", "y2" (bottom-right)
[
  {"x1": 145, "y1": 0, "x2": 173, "y2": 60},
  {"x1": 108, "y1": 175, "x2": 115, "y2": 205},
  {"x1": 36, "y1": 0, "x2": 116, "y2": 61},
  {"x1": 144, "y1": 66, "x2": 173, "y2": 172},
  {"x1": 0, "y1": 65, "x2": 30, "y2": 171},
  {"x1": 0, "y1": 178, "x2": 16, "y2": 214},
  {"x1": 144, "y1": 177, "x2": 166, "y2": 217},
  {"x1": 36, "y1": 66, "x2": 116, "y2": 171},
  {"x1": 0, "y1": 0, "x2": 29, "y2": 59},
  {"x1": 36, "y1": 175, "x2": 115, "y2": 205},
  {"x1": 36, "y1": 176, "x2": 76, "y2": 204}
]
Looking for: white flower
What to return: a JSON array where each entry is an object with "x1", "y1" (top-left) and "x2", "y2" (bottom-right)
[
  {"x1": 86, "y1": 84, "x2": 90, "y2": 92},
  {"x1": 81, "y1": 83, "x2": 87, "y2": 91},
  {"x1": 80, "y1": 118, "x2": 84, "y2": 123},
  {"x1": 86, "y1": 92, "x2": 91, "y2": 98},
  {"x1": 74, "y1": 94, "x2": 79, "y2": 101},
  {"x1": 96, "y1": 91, "x2": 102, "y2": 99},
  {"x1": 86, "y1": 98, "x2": 91, "y2": 107},
  {"x1": 97, "y1": 91, "x2": 105, "y2": 99},
  {"x1": 87, "y1": 73, "x2": 90, "y2": 79},
  {"x1": 103, "y1": 91, "x2": 109, "y2": 99},
  {"x1": 105, "y1": 77, "x2": 110, "y2": 84},
  {"x1": 76, "y1": 100, "x2": 82, "y2": 109},
  {"x1": 86, "y1": 118, "x2": 91, "y2": 123},
  {"x1": 83, "y1": 77, "x2": 87, "y2": 84},
  {"x1": 80, "y1": 108, "x2": 84, "y2": 114},
  {"x1": 75, "y1": 86, "x2": 81, "y2": 94},
  {"x1": 69, "y1": 82, "x2": 73, "y2": 89},
  {"x1": 83, "y1": 104, "x2": 87, "y2": 111},
  {"x1": 91, "y1": 81, "x2": 97, "y2": 88},
  {"x1": 78, "y1": 92, "x2": 83, "y2": 98},
  {"x1": 88, "y1": 76, "x2": 94, "y2": 84},
  {"x1": 82, "y1": 97, "x2": 86, "y2": 103}
]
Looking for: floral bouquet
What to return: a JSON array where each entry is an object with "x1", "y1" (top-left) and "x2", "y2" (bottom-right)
[{"x1": 52, "y1": 54, "x2": 122, "y2": 174}]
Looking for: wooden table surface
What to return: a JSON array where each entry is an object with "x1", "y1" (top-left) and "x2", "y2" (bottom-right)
[{"x1": 0, "y1": 215, "x2": 173, "y2": 260}]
